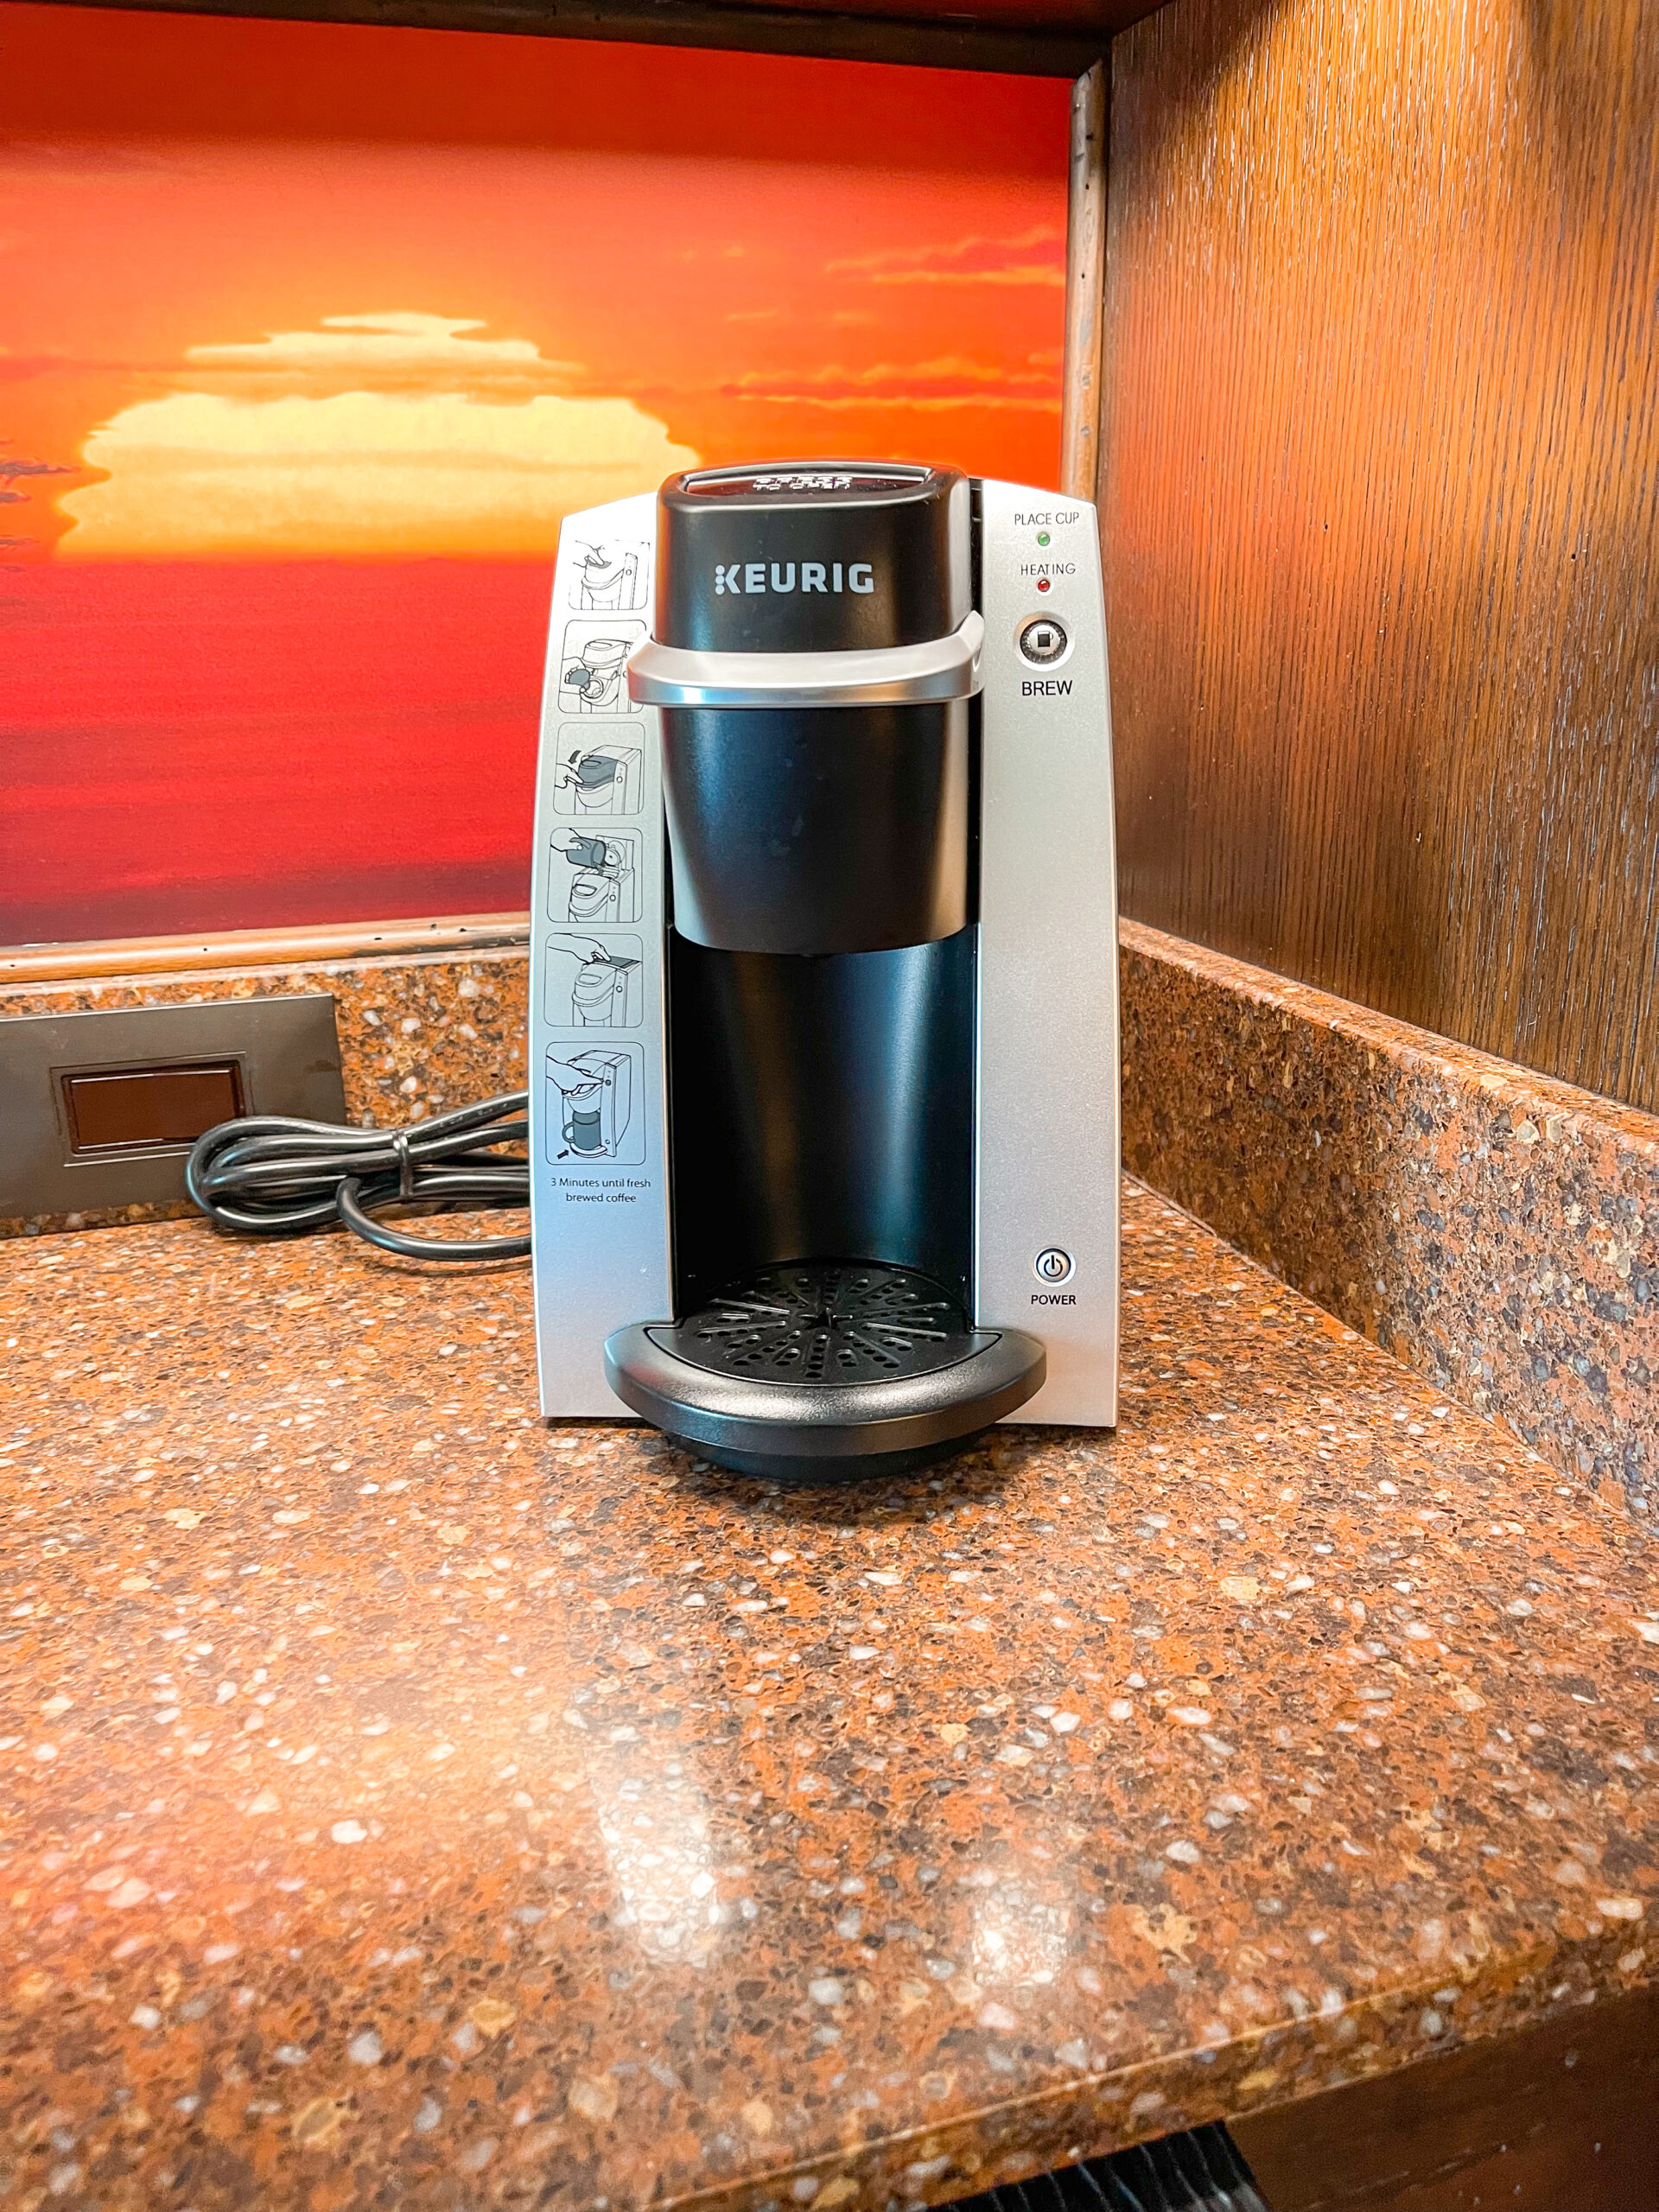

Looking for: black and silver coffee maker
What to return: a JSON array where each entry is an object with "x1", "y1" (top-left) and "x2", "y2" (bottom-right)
[{"x1": 531, "y1": 461, "x2": 1119, "y2": 1478}]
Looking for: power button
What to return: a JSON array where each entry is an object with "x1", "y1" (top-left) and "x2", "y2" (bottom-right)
[
  {"x1": 1018, "y1": 616, "x2": 1069, "y2": 666},
  {"x1": 1033, "y1": 1247, "x2": 1074, "y2": 1285}
]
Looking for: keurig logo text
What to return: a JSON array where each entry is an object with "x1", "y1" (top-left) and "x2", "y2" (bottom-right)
[{"x1": 713, "y1": 563, "x2": 876, "y2": 595}]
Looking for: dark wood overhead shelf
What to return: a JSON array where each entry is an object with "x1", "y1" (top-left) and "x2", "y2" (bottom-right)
[{"x1": 51, "y1": 0, "x2": 1158, "y2": 73}]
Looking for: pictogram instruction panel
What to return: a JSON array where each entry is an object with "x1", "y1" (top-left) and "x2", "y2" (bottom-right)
[{"x1": 530, "y1": 492, "x2": 673, "y2": 1416}]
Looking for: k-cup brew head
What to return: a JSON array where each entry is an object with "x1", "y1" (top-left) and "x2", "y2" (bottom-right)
[
  {"x1": 656, "y1": 462, "x2": 971, "y2": 652},
  {"x1": 645, "y1": 461, "x2": 975, "y2": 957}
]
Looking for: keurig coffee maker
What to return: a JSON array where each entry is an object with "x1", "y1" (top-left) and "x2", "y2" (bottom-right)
[{"x1": 530, "y1": 461, "x2": 1119, "y2": 1479}]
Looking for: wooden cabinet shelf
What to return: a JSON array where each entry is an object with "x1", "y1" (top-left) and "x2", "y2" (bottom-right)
[{"x1": 50, "y1": 0, "x2": 1161, "y2": 73}]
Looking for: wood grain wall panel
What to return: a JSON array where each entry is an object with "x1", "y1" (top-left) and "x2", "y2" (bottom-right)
[{"x1": 1099, "y1": 0, "x2": 1659, "y2": 1110}]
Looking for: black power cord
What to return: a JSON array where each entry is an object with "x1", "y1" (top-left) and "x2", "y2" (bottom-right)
[{"x1": 185, "y1": 1092, "x2": 531, "y2": 1262}]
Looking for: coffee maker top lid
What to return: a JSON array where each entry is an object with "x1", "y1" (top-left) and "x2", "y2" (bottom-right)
[
  {"x1": 674, "y1": 462, "x2": 935, "y2": 504},
  {"x1": 654, "y1": 459, "x2": 971, "y2": 654}
]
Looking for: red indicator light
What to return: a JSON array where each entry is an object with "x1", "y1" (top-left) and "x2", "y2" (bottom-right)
[{"x1": 1036, "y1": 577, "x2": 1051, "y2": 593}]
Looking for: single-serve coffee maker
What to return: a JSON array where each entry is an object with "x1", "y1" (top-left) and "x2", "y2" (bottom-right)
[{"x1": 530, "y1": 461, "x2": 1119, "y2": 1478}]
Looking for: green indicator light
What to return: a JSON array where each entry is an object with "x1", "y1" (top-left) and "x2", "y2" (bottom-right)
[{"x1": 1037, "y1": 531, "x2": 1051, "y2": 546}]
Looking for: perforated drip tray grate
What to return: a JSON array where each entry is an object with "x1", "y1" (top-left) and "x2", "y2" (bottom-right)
[
  {"x1": 613, "y1": 1258, "x2": 1045, "y2": 1478},
  {"x1": 652, "y1": 1260, "x2": 979, "y2": 1386}
]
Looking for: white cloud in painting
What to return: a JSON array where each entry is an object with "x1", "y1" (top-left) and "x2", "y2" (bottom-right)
[
  {"x1": 179, "y1": 312, "x2": 586, "y2": 399},
  {"x1": 58, "y1": 313, "x2": 697, "y2": 557}
]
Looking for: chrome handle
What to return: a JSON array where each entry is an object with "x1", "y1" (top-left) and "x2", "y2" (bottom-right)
[{"x1": 627, "y1": 611, "x2": 984, "y2": 710}]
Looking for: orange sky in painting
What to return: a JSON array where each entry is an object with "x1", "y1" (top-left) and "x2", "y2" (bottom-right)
[{"x1": 2, "y1": 7, "x2": 1071, "y2": 560}]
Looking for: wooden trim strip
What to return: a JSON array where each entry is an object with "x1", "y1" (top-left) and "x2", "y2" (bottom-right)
[
  {"x1": 1059, "y1": 57, "x2": 1108, "y2": 503},
  {"x1": 1, "y1": 912, "x2": 533, "y2": 987}
]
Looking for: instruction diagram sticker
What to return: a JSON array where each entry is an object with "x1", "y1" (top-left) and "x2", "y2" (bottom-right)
[
  {"x1": 557, "y1": 618, "x2": 645, "y2": 715},
  {"x1": 569, "y1": 540, "x2": 650, "y2": 613},
  {"x1": 543, "y1": 933, "x2": 645, "y2": 1029},
  {"x1": 550, "y1": 724, "x2": 645, "y2": 817},
  {"x1": 545, "y1": 1041, "x2": 645, "y2": 1165},
  {"x1": 548, "y1": 826, "x2": 643, "y2": 925}
]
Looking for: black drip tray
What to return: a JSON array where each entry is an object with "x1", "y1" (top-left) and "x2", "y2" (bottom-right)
[
  {"x1": 947, "y1": 2124, "x2": 1271, "y2": 2212},
  {"x1": 656, "y1": 1260, "x2": 980, "y2": 1386},
  {"x1": 604, "y1": 1257, "x2": 1046, "y2": 1482}
]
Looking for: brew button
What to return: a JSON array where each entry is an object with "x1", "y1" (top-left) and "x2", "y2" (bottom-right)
[
  {"x1": 1033, "y1": 1247, "x2": 1074, "y2": 1285},
  {"x1": 1019, "y1": 616, "x2": 1068, "y2": 665}
]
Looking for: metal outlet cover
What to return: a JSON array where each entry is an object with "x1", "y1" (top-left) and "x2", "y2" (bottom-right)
[{"x1": 0, "y1": 995, "x2": 346, "y2": 1217}]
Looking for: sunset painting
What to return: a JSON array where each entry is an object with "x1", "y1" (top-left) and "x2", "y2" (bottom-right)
[{"x1": 1, "y1": 5, "x2": 1070, "y2": 943}]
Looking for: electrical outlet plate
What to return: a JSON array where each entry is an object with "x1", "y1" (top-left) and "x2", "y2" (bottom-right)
[{"x1": 0, "y1": 995, "x2": 346, "y2": 1218}]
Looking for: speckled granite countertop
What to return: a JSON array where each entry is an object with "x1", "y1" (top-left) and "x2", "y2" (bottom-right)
[{"x1": 2, "y1": 1186, "x2": 1656, "y2": 2212}]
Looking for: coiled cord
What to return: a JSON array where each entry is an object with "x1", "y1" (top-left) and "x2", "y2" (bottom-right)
[{"x1": 185, "y1": 1092, "x2": 531, "y2": 1262}]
